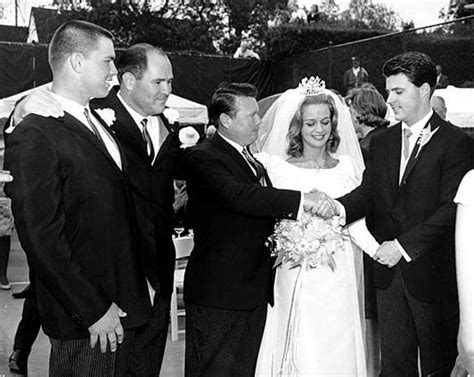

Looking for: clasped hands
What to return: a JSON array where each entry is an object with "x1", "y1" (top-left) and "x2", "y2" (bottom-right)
[{"x1": 303, "y1": 190, "x2": 339, "y2": 219}]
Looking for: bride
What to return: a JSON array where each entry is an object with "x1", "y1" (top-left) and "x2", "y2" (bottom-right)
[{"x1": 254, "y1": 77, "x2": 374, "y2": 376}]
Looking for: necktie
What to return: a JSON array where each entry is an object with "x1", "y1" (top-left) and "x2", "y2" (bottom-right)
[
  {"x1": 403, "y1": 128, "x2": 412, "y2": 160},
  {"x1": 242, "y1": 147, "x2": 266, "y2": 185},
  {"x1": 141, "y1": 118, "x2": 155, "y2": 159},
  {"x1": 84, "y1": 108, "x2": 106, "y2": 147}
]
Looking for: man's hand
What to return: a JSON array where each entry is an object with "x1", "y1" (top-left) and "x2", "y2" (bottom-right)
[
  {"x1": 12, "y1": 89, "x2": 64, "y2": 126},
  {"x1": 303, "y1": 190, "x2": 339, "y2": 219},
  {"x1": 88, "y1": 303, "x2": 127, "y2": 353},
  {"x1": 0, "y1": 170, "x2": 13, "y2": 183},
  {"x1": 373, "y1": 241, "x2": 402, "y2": 268}
]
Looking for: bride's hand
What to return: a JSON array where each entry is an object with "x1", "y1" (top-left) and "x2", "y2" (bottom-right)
[{"x1": 303, "y1": 190, "x2": 337, "y2": 219}]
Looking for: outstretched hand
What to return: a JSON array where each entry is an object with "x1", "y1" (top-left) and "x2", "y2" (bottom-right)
[
  {"x1": 88, "y1": 303, "x2": 127, "y2": 353},
  {"x1": 303, "y1": 189, "x2": 339, "y2": 219},
  {"x1": 13, "y1": 89, "x2": 64, "y2": 126}
]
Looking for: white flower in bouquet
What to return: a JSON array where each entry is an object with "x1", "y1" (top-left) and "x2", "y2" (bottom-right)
[
  {"x1": 95, "y1": 108, "x2": 116, "y2": 127},
  {"x1": 178, "y1": 126, "x2": 200, "y2": 149},
  {"x1": 163, "y1": 108, "x2": 180, "y2": 124},
  {"x1": 267, "y1": 212, "x2": 347, "y2": 271}
]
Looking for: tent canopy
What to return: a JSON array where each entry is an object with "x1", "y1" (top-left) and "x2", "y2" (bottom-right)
[{"x1": 0, "y1": 83, "x2": 209, "y2": 125}]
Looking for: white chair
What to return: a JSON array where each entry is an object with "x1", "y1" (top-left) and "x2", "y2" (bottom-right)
[{"x1": 170, "y1": 235, "x2": 194, "y2": 341}]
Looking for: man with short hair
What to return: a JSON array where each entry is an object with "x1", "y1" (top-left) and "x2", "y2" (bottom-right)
[
  {"x1": 336, "y1": 51, "x2": 474, "y2": 376},
  {"x1": 183, "y1": 82, "x2": 325, "y2": 376},
  {"x1": 5, "y1": 20, "x2": 151, "y2": 375},
  {"x1": 343, "y1": 56, "x2": 369, "y2": 95},
  {"x1": 436, "y1": 64, "x2": 449, "y2": 89},
  {"x1": 12, "y1": 42, "x2": 181, "y2": 375}
]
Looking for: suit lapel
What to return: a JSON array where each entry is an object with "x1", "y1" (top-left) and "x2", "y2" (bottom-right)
[
  {"x1": 212, "y1": 133, "x2": 262, "y2": 184},
  {"x1": 91, "y1": 108, "x2": 128, "y2": 172},
  {"x1": 61, "y1": 113, "x2": 123, "y2": 174},
  {"x1": 389, "y1": 123, "x2": 402, "y2": 196},
  {"x1": 153, "y1": 115, "x2": 174, "y2": 166},
  {"x1": 399, "y1": 113, "x2": 441, "y2": 186}
]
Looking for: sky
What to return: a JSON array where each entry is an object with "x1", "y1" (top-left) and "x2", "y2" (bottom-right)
[{"x1": 299, "y1": 0, "x2": 449, "y2": 28}]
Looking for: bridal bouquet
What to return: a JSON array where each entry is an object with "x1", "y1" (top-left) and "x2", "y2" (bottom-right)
[{"x1": 266, "y1": 213, "x2": 347, "y2": 271}]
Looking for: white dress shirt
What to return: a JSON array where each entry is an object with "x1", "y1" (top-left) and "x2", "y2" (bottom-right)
[
  {"x1": 51, "y1": 93, "x2": 122, "y2": 170},
  {"x1": 117, "y1": 91, "x2": 167, "y2": 164}
]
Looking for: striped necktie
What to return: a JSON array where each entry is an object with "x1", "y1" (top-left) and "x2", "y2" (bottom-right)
[{"x1": 141, "y1": 118, "x2": 155, "y2": 159}]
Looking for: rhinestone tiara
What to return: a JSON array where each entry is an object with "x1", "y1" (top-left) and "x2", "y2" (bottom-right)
[{"x1": 298, "y1": 76, "x2": 326, "y2": 96}]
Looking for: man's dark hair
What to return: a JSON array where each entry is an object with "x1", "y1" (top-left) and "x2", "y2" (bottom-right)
[
  {"x1": 209, "y1": 82, "x2": 258, "y2": 127},
  {"x1": 117, "y1": 43, "x2": 167, "y2": 83},
  {"x1": 383, "y1": 51, "x2": 437, "y2": 92},
  {"x1": 49, "y1": 20, "x2": 113, "y2": 72}
]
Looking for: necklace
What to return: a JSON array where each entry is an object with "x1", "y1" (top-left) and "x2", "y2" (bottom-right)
[{"x1": 293, "y1": 156, "x2": 329, "y2": 169}]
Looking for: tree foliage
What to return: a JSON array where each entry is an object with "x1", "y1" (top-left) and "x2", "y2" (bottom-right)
[{"x1": 340, "y1": 0, "x2": 401, "y2": 30}]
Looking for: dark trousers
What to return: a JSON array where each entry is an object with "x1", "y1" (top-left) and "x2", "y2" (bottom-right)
[
  {"x1": 14, "y1": 268, "x2": 41, "y2": 355},
  {"x1": 49, "y1": 331, "x2": 135, "y2": 377},
  {"x1": 0, "y1": 235, "x2": 11, "y2": 278},
  {"x1": 185, "y1": 302, "x2": 267, "y2": 377},
  {"x1": 377, "y1": 267, "x2": 458, "y2": 377},
  {"x1": 126, "y1": 294, "x2": 170, "y2": 377}
]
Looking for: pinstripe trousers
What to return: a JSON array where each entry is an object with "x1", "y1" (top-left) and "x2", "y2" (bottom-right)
[
  {"x1": 377, "y1": 267, "x2": 458, "y2": 377},
  {"x1": 49, "y1": 331, "x2": 134, "y2": 377}
]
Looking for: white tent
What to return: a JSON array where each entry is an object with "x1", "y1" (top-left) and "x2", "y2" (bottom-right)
[
  {"x1": 0, "y1": 83, "x2": 208, "y2": 125},
  {"x1": 434, "y1": 86, "x2": 474, "y2": 128}
]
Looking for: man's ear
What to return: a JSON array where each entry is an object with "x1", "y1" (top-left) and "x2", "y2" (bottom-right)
[
  {"x1": 121, "y1": 72, "x2": 136, "y2": 91},
  {"x1": 420, "y1": 82, "x2": 431, "y2": 100},
  {"x1": 69, "y1": 52, "x2": 84, "y2": 73},
  {"x1": 219, "y1": 113, "x2": 232, "y2": 130}
]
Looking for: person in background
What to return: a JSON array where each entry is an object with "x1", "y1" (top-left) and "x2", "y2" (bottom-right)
[
  {"x1": 349, "y1": 88, "x2": 390, "y2": 161},
  {"x1": 0, "y1": 170, "x2": 13, "y2": 290},
  {"x1": 343, "y1": 56, "x2": 369, "y2": 95},
  {"x1": 288, "y1": 2, "x2": 307, "y2": 23},
  {"x1": 431, "y1": 95, "x2": 447, "y2": 120},
  {"x1": 436, "y1": 64, "x2": 449, "y2": 89},
  {"x1": 307, "y1": 4, "x2": 320, "y2": 23},
  {"x1": 451, "y1": 170, "x2": 474, "y2": 377},
  {"x1": 233, "y1": 41, "x2": 260, "y2": 60}
]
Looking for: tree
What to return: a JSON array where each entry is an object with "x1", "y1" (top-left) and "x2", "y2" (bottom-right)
[
  {"x1": 439, "y1": 0, "x2": 474, "y2": 33},
  {"x1": 340, "y1": 0, "x2": 401, "y2": 31}
]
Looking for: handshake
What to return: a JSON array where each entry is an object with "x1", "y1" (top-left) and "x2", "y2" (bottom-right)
[{"x1": 302, "y1": 190, "x2": 339, "y2": 219}]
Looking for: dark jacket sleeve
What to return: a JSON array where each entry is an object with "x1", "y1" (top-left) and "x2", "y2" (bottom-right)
[{"x1": 184, "y1": 147, "x2": 301, "y2": 220}]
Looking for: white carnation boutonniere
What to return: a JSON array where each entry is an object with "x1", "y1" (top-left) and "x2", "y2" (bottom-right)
[
  {"x1": 415, "y1": 126, "x2": 439, "y2": 158},
  {"x1": 163, "y1": 108, "x2": 180, "y2": 125},
  {"x1": 178, "y1": 126, "x2": 200, "y2": 149},
  {"x1": 95, "y1": 108, "x2": 116, "y2": 127}
]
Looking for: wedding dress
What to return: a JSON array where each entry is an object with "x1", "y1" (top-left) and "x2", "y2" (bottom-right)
[
  {"x1": 254, "y1": 154, "x2": 367, "y2": 377},
  {"x1": 254, "y1": 79, "x2": 372, "y2": 376}
]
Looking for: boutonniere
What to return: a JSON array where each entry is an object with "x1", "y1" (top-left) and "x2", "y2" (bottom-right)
[
  {"x1": 163, "y1": 108, "x2": 180, "y2": 125},
  {"x1": 95, "y1": 108, "x2": 116, "y2": 127},
  {"x1": 178, "y1": 126, "x2": 200, "y2": 149},
  {"x1": 415, "y1": 126, "x2": 439, "y2": 158}
]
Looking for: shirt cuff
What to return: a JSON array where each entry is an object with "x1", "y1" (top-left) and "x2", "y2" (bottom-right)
[
  {"x1": 395, "y1": 239, "x2": 412, "y2": 262},
  {"x1": 335, "y1": 200, "x2": 346, "y2": 225},
  {"x1": 5, "y1": 117, "x2": 15, "y2": 134},
  {"x1": 296, "y1": 191, "x2": 304, "y2": 220}
]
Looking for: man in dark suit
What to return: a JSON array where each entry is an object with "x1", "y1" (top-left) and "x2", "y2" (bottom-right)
[
  {"x1": 343, "y1": 56, "x2": 369, "y2": 95},
  {"x1": 5, "y1": 21, "x2": 151, "y2": 376},
  {"x1": 11, "y1": 43, "x2": 181, "y2": 376},
  {"x1": 183, "y1": 82, "x2": 325, "y2": 376},
  {"x1": 331, "y1": 52, "x2": 474, "y2": 376}
]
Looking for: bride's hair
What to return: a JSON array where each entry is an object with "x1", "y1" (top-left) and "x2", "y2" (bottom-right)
[{"x1": 287, "y1": 93, "x2": 340, "y2": 157}]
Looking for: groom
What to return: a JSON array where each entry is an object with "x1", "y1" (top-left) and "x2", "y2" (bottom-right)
[
  {"x1": 183, "y1": 82, "x2": 325, "y2": 376},
  {"x1": 323, "y1": 52, "x2": 474, "y2": 376}
]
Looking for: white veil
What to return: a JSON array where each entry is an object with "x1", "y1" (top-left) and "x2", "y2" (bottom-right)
[{"x1": 254, "y1": 82, "x2": 365, "y2": 183}]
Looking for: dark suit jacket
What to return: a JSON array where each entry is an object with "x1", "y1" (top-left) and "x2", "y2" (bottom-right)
[
  {"x1": 91, "y1": 87, "x2": 181, "y2": 298},
  {"x1": 183, "y1": 133, "x2": 301, "y2": 310},
  {"x1": 5, "y1": 113, "x2": 151, "y2": 339},
  {"x1": 343, "y1": 67, "x2": 369, "y2": 93},
  {"x1": 340, "y1": 112, "x2": 474, "y2": 302}
]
